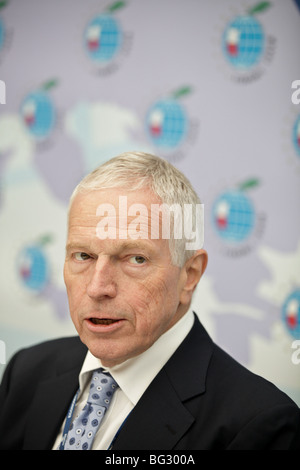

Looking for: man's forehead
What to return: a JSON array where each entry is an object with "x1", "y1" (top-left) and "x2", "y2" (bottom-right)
[
  {"x1": 67, "y1": 188, "x2": 163, "y2": 243},
  {"x1": 68, "y1": 188, "x2": 164, "y2": 230},
  {"x1": 66, "y1": 187, "x2": 200, "y2": 255}
]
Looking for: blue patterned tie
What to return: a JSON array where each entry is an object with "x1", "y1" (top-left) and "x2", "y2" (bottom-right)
[{"x1": 64, "y1": 368, "x2": 118, "y2": 450}]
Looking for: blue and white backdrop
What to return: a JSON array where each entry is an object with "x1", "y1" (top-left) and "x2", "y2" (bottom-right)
[{"x1": 0, "y1": 0, "x2": 299, "y2": 405}]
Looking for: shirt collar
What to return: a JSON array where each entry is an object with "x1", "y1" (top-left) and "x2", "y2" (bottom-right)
[{"x1": 79, "y1": 308, "x2": 194, "y2": 406}]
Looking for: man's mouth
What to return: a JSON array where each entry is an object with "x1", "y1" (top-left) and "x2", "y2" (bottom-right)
[
  {"x1": 89, "y1": 318, "x2": 119, "y2": 325},
  {"x1": 85, "y1": 316, "x2": 125, "y2": 333}
]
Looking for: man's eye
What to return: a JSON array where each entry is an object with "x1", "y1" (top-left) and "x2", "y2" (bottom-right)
[
  {"x1": 129, "y1": 255, "x2": 146, "y2": 265},
  {"x1": 74, "y1": 252, "x2": 91, "y2": 261}
]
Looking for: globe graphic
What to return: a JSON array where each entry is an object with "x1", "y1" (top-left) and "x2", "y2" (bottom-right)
[
  {"x1": 292, "y1": 115, "x2": 300, "y2": 157},
  {"x1": 212, "y1": 190, "x2": 255, "y2": 242},
  {"x1": 84, "y1": 14, "x2": 122, "y2": 62},
  {"x1": 18, "y1": 245, "x2": 49, "y2": 292},
  {"x1": 20, "y1": 91, "x2": 55, "y2": 139},
  {"x1": 146, "y1": 99, "x2": 188, "y2": 148},
  {"x1": 282, "y1": 290, "x2": 300, "y2": 339},
  {"x1": 0, "y1": 18, "x2": 4, "y2": 51},
  {"x1": 223, "y1": 15, "x2": 265, "y2": 69}
]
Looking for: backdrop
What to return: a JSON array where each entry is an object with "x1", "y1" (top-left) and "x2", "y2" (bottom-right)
[{"x1": 0, "y1": 0, "x2": 299, "y2": 405}]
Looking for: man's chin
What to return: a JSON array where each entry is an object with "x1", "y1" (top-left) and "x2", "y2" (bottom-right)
[{"x1": 80, "y1": 334, "x2": 129, "y2": 368}]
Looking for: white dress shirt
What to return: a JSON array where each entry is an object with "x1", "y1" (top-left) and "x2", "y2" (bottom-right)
[{"x1": 53, "y1": 308, "x2": 194, "y2": 450}]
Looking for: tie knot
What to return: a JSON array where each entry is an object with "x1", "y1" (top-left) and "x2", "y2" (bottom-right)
[{"x1": 87, "y1": 368, "x2": 118, "y2": 408}]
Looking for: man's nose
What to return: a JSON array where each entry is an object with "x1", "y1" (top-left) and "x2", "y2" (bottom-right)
[{"x1": 86, "y1": 256, "x2": 117, "y2": 300}]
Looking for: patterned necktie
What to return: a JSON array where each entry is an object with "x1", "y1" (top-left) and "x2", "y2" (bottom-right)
[{"x1": 64, "y1": 368, "x2": 118, "y2": 450}]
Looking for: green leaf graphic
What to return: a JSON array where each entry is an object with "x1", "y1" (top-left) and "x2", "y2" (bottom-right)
[
  {"x1": 41, "y1": 79, "x2": 59, "y2": 91},
  {"x1": 38, "y1": 234, "x2": 54, "y2": 246},
  {"x1": 107, "y1": 1, "x2": 126, "y2": 13},
  {"x1": 238, "y1": 178, "x2": 260, "y2": 191},
  {"x1": 248, "y1": 1, "x2": 271, "y2": 15},
  {"x1": 172, "y1": 86, "x2": 193, "y2": 100},
  {"x1": 0, "y1": 0, "x2": 8, "y2": 10}
]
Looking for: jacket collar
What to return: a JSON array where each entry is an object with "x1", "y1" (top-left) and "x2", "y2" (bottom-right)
[{"x1": 164, "y1": 313, "x2": 213, "y2": 400}]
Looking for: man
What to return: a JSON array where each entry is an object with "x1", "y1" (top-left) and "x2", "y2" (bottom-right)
[{"x1": 0, "y1": 152, "x2": 299, "y2": 450}]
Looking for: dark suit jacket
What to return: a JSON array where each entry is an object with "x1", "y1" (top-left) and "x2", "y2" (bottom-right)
[{"x1": 0, "y1": 316, "x2": 299, "y2": 450}]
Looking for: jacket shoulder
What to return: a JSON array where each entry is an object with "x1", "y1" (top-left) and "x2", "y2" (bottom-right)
[
  {"x1": 0, "y1": 336, "x2": 86, "y2": 450},
  {"x1": 178, "y1": 317, "x2": 300, "y2": 449},
  {"x1": 1, "y1": 336, "x2": 86, "y2": 389},
  {"x1": 18, "y1": 335, "x2": 83, "y2": 359},
  {"x1": 11, "y1": 335, "x2": 83, "y2": 363}
]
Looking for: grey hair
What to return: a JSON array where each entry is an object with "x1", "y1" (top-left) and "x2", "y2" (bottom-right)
[{"x1": 69, "y1": 151, "x2": 202, "y2": 267}]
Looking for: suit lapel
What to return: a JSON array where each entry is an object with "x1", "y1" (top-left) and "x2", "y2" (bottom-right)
[
  {"x1": 112, "y1": 315, "x2": 213, "y2": 450},
  {"x1": 23, "y1": 338, "x2": 87, "y2": 450},
  {"x1": 112, "y1": 368, "x2": 195, "y2": 450}
]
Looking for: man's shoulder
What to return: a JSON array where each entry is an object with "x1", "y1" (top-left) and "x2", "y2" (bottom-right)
[
  {"x1": 209, "y1": 341, "x2": 298, "y2": 412},
  {"x1": 187, "y1": 316, "x2": 298, "y2": 410},
  {"x1": 27, "y1": 335, "x2": 82, "y2": 352},
  {"x1": 4, "y1": 336, "x2": 87, "y2": 385},
  {"x1": 16, "y1": 335, "x2": 84, "y2": 361}
]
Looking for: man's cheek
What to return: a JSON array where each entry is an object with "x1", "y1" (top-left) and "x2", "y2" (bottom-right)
[
  {"x1": 144, "y1": 277, "x2": 174, "y2": 301},
  {"x1": 133, "y1": 280, "x2": 169, "y2": 315}
]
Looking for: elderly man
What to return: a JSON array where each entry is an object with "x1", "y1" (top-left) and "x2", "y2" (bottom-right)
[{"x1": 0, "y1": 152, "x2": 299, "y2": 450}]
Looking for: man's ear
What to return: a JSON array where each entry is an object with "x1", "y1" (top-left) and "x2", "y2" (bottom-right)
[{"x1": 179, "y1": 249, "x2": 208, "y2": 306}]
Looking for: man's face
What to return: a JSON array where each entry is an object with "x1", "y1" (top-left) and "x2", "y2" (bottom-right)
[{"x1": 64, "y1": 188, "x2": 203, "y2": 367}]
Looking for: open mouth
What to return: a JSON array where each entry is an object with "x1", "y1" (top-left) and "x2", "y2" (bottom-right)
[{"x1": 89, "y1": 318, "x2": 119, "y2": 325}]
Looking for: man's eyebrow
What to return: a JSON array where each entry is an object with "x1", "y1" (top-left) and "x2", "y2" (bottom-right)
[
  {"x1": 65, "y1": 239, "x2": 156, "y2": 254},
  {"x1": 65, "y1": 242, "x2": 90, "y2": 253},
  {"x1": 116, "y1": 240, "x2": 152, "y2": 251},
  {"x1": 107, "y1": 240, "x2": 157, "y2": 256}
]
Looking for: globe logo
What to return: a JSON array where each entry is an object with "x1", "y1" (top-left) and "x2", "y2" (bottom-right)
[
  {"x1": 84, "y1": 14, "x2": 122, "y2": 63},
  {"x1": 223, "y1": 15, "x2": 265, "y2": 69},
  {"x1": 292, "y1": 115, "x2": 300, "y2": 157},
  {"x1": 282, "y1": 290, "x2": 300, "y2": 339},
  {"x1": 20, "y1": 91, "x2": 55, "y2": 139},
  {"x1": 212, "y1": 190, "x2": 255, "y2": 242},
  {"x1": 0, "y1": 18, "x2": 4, "y2": 51},
  {"x1": 17, "y1": 245, "x2": 49, "y2": 292},
  {"x1": 146, "y1": 99, "x2": 188, "y2": 149}
]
